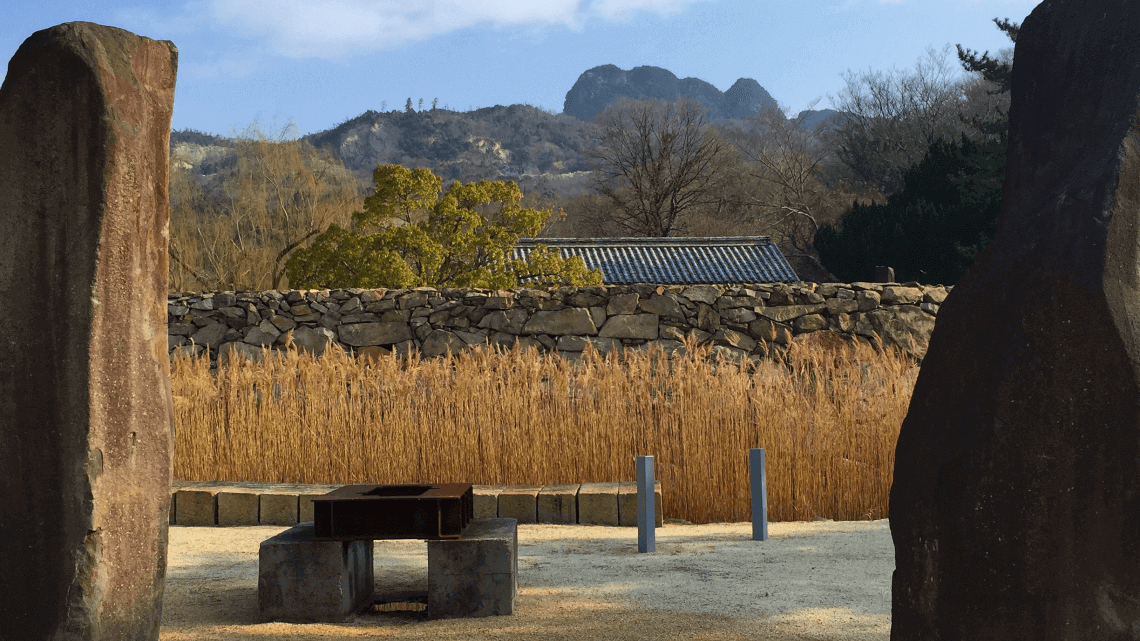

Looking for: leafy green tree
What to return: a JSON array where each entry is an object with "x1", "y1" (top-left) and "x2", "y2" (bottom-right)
[
  {"x1": 814, "y1": 131, "x2": 1005, "y2": 285},
  {"x1": 283, "y1": 164, "x2": 603, "y2": 289}
]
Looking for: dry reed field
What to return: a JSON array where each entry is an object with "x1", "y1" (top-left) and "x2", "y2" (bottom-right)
[{"x1": 171, "y1": 333, "x2": 920, "y2": 524}]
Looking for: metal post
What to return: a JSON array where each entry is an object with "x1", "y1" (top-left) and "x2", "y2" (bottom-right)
[
  {"x1": 750, "y1": 448, "x2": 768, "y2": 541},
  {"x1": 636, "y1": 455, "x2": 656, "y2": 553}
]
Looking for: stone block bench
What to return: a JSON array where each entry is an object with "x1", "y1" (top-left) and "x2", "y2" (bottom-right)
[
  {"x1": 171, "y1": 480, "x2": 662, "y2": 528},
  {"x1": 258, "y1": 518, "x2": 518, "y2": 623}
]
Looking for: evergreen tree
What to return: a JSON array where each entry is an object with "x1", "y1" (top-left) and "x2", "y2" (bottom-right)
[
  {"x1": 814, "y1": 132, "x2": 1005, "y2": 285},
  {"x1": 405, "y1": 97, "x2": 414, "y2": 113},
  {"x1": 956, "y1": 18, "x2": 1018, "y2": 138},
  {"x1": 814, "y1": 18, "x2": 1017, "y2": 285},
  {"x1": 956, "y1": 18, "x2": 1018, "y2": 94}
]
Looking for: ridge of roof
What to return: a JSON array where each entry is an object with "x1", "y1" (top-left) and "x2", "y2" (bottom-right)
[
  {"x1": 511, "y1": 236, "x2": 799, "y2": 284},
  {"x1": 516, "y1": 236, "x2": 775, "y2": 246}
]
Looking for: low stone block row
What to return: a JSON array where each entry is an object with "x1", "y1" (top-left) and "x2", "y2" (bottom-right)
[
  {"x1": 169, "y1": 480, "x2": 664, "y2": 528},
  {"x1": 167, "y1": 281, "x2": 952, "y2": 368}
]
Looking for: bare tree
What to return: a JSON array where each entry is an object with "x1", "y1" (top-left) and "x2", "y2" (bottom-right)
[
  {"x1": 711, "y1": 102, "x2": 885, "y2": 279},
  {"x1": 826, "y1": 44, "x2": 998, "y2": 196},
  {"x1": 169, "y1": 119, "x2": 363, "y2": 292},
  {"x1": 586, "y1": 98, "x2": 735, "y2": 237}
]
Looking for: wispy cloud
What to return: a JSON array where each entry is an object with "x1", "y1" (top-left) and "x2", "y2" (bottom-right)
[{"x1": 203, "y1": 0, "x2": 713, "y2": 60}]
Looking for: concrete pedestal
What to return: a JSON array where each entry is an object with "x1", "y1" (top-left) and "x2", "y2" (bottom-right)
[
  {"x1": 427, "y1": 518, "x2": 518, "y2": 619},
  {"x1": 258, "y1": 522, "x2": 374, "y2": 623}
]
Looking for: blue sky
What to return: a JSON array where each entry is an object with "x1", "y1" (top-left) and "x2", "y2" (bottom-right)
[{"x1": 2, "y1": 0, "x2": 1037, "y2": 139}]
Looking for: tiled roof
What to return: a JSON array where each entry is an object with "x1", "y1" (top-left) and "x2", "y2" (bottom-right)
[{"x1": 512, "y1": 236, "x2": 799, "y2": 285}]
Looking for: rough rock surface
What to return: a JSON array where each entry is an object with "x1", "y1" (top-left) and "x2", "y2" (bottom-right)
[
  {"x1": 890, "y1": 3, "x2": 1140, "y2": 639},
  {"x1": 0, "y1": 22, "x2": 177, "y2": 640},
  {"x1": 562, "y1": 64, "x2": 777, "y2": 123},
  {"x1": 168, "y1": 280, "x2": 947, "y2": 372}
]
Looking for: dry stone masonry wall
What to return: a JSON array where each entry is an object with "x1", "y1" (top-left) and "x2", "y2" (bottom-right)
[{"x1": 169, "y1": 281, "x2": 951, "y2": 368}]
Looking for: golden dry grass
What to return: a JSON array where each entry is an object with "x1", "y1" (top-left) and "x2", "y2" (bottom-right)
[{"x1": 171, "y1": 332, "x2": 919, "y2": 524}]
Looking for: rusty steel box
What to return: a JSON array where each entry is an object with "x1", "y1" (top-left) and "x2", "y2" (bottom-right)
[{"x1": 312, "y1": 484, "x2": 474, "y2": 540}]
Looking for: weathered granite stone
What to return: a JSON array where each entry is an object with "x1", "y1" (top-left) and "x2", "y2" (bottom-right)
[
  {"x1": 359, "y1": 288, "x2": 387, "y2": 302},
  {"x1": 556, "y1": 335, "x2": 589, "y2": 351},
  {"x1": 219, "y1": 341, "x2": 268, "y2": 365},
  {"x1": 0, "y1": 22, "x2": 177, "y2": 639},
  {"x1": 710, "y1": 328, "x2": 756, "y2": 352},
  {"x1": 581, "y1": 336, "x2": 622, "y2": 355},
  {"x1": 647, "y1": 338, "x2": 684, "y2": 354},
  {"x1": 825, "y1": 298, "x2": 860, "y2": 315},
  {"x1": 338, "y1": 321, "x2": 413, "y2": 346},
  {"x1": 863, "y1": 307, "x2": 934, "y2": 359},
  {"x1": 483, "y1": 295, "x2": 514, "y2": 310},
  {"x1": 719, "y1": 306, "x2": 757, "y2": 324},
  {"x1": 891, "y1": 4, "x2": 1140, "y2": 638},
  {"x1": 855, "y1": 289, "x2": 880, "y2": 312},
  {"x1": 758, "y1": 303, "x2": 826, "y2": 323},
  {"x1": 169, "y1": 322, "x2": 194, "y2": 336},
  {"x1": 421, "y1": 329, "x2": 468, "y2": 357},
  {"x1": 282, "y1": 326, "x2": 334, "y2": 356},
  {"x1": 922, "y1": 287, "x2": 948, "y2": 304},
  {"x1": 477, "y1": 308, "x2": 529, "y2": 334},
  {"x1": 567, "y1": 291, "x2": 604, "y2": 307},
  {"x1": 697, "y1": 303, "x2": 721, "y2": 332},
  {"x1": 880, "y1": 286, "x2": 923, "y2": 305},
  {"x1": 378, "y1": 309, "x2": 409, "y2": 323},
  {"x1": 680, "y1": 284, "x2": 721, "y2": 304},
  {"x1": 452, "y1": 329, "x2": 488, "y2": 346},
  {"x1": 793, "y1": 313, "x2": 828, "y2": 333},
  {"x1": 243, "y1": 325, "x2": 278, "y2": 347},
  {"x1": 523, "y1": 308, "x2": 598, "y2": 336},
  {"x1": 488, "y1": 331, "x2": 544, "y2": 352},
  {"x1": 606, "y1": 292, "x2": 639, "y2": 315},
  {"x1": 190, "y1": 322, "x2": 228, "y2": 349},
  {"x1": 749, "y1": 317, "x2": 792, "y2": 345},
  {"x1": 639, "y1": 292, "x2": 685, "y2": 320},
  {"x1": 598, "y1": 313, "x2": 659, "y2": 339},
  {"x1": 707, "y1": 344, "x2": 749, "y2": 362},
  {"x1": 589, "y1": 305, "x2": 606, "y2": 328},
  {"x1": 399, "y1": 291, "x2": 431, "y2": 309}
]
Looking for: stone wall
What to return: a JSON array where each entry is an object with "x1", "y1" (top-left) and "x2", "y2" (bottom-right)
[{"x1": 168, "y1": 281, "x2": 950, "y2": 370}]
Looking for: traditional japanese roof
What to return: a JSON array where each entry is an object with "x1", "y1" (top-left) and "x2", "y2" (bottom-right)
[{"x1": 512, "y1": 236, "x2": 799, "y2": 285}]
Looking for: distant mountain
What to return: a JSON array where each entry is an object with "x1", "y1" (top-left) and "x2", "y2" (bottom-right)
[
  {"x1": 170, "y1": 74, "x2": 854, "y2": 204},
  {"x1": 563, "y1": 64, "x2": 779, "y2": 123},
  {"x1": 299, "y1": 104, "x2": 594, "y2": 186},
  {"x1": 170, "y1": 105, "x2": 601, "y2": 203},
  {"x1": 792, "y1": 109, "x2": 853, "y2": 135}
]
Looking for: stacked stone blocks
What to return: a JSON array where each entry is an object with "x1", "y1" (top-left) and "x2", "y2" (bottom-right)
[
  {"x1": 171, "y1": 481, "x2": 664, "y2": 528},
  {"x1": 168, "y1": 281, "x2": 950, "y2": 367}
]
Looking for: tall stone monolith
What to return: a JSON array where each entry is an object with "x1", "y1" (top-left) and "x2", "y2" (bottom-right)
[
  {"x1": 890, "y1": 3, "x2": 1140, "y2": 639},
  {"x1": 0, "y1": 23, "x2": 177, "y2": 640}
]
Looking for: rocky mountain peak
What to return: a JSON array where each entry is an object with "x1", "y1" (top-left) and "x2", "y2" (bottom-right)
[{"x1": 562, "y1": 64, "x2": 778, "y2": 123}]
